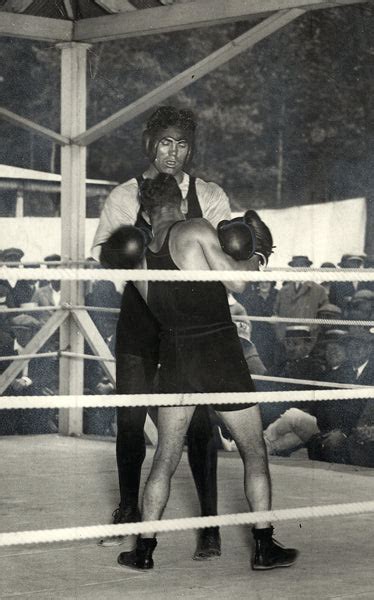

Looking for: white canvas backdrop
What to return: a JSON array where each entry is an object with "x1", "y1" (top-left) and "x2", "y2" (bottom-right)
[
  {"x1": 0, "y1": 197, "x2": 367, "y2": 267},
  {"x1": 235, "y1": 197, "x2": 367, "y2": 267}
]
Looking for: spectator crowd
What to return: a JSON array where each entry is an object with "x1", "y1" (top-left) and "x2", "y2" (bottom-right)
[
  {"x1": 1, "y1": 247, "x2": 374, "y2": 467},
  {"x1": 228, "y1": 253, "x2": 374, "y2": 466},
  {"x1": 0, "y1": 247, "x2": 120, "y2": 436}
]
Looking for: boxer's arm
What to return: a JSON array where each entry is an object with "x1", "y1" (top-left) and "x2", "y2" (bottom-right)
[{"x1": 91, "y1": 180, "x2": 140, "y2": 260}]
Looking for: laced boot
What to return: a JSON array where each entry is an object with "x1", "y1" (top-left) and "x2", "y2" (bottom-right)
[
  {"x1": 98, "y1": 504, "x2": 141, "y2": 547},
  {"x1": 118, "y1": 537, "x2": 157, "y2": 571},
  {"x1": 251, "y1": 527, "x2": 299, "y2": 570},
  {"x1": 193, "y1": 527, "x2": 221, "y2": 561}
]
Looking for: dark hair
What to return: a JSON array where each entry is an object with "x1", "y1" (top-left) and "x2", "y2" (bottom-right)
[
  {"x1": 145, "y1": 106, "x2": 196, "y2": 134},
  {"x1": 140, "y1": 174, "x2": 182, "y2": 214}
]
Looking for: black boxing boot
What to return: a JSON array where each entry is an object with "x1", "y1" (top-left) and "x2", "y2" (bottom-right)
[
  {"x1": 251, "y1": 527, "x2": 299, "y2": 570},
  {"x1": 193, "y1": 527, "x2": 221, "y2": 561},
  {"x1": 118, "y1": 537, "x2": 157, "y2": 571},
  {"x1": 98, "y1": 504, "x2": 141, "y2": 547}
]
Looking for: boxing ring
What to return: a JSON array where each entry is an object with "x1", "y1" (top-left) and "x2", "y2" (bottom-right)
[{"x1": 1, "y1": 264, "x2": 374, "y2": 599}]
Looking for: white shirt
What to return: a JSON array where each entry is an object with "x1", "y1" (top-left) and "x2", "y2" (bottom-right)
[
  {"x1": 356, "y1": 360, "x2": 369, "y2": 378},
  {"x1": 52, "y1": 288, "x2": 61, "y2": 307},
  {"x1": 91, "y1": 172, "x2": 231, "y2": 259}
]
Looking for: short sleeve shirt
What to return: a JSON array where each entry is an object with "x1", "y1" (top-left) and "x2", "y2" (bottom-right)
[{"x1": 91, "y1": 172, "x2": 231, "y2": 259}]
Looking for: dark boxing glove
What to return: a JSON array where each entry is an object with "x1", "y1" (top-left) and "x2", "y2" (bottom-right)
[
  {"x1": 217, "y1": 217, "x2": 256, "y2": 261},
  {"x1": 100, "y1": 225, "x2": 151, "y2": 269},
  {"x1": 243, "y1": 210, "x2": 274, "y2": 264}
]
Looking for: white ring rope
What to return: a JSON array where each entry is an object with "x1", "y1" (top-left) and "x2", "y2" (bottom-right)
[
  {"x1": 233, "y1": 315, "x2": 374, "y2": 327},
  {"x1": 1, "y1": 303, "x2": 374, "y2": 335},
  {"x1": 0, "y1": 305, "x2": 61, "y2": 315},
  {"x1": 2, "y1": 266, "x2": 374, "y2": 283},
  {"x1": 1, "y1": 387, "x2": 374, "y2": 410},
  {"x1": 60, "y1": 351, "x2": 115, "y2": 363},
  {"x1": 252, "y1": 374, "x2": 369, "y2": 390},
  {"x1": 1, "y1": 501, "x2": 374, "y2": 547},
  {"x1": 0, "y1": 351, "x2": 58, "y2": 362},
  {"x1": 2, "y1": 303, "x2": 374, "y2": 329}
]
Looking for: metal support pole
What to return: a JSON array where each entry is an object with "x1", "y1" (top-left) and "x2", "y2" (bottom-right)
[{"x1": 58, "y1": 42, "x2": 90, "y2": 435}]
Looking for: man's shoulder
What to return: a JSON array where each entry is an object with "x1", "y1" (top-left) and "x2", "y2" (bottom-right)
[
  {"x1": 179, "y1": 217, "x2": 213, "y2": 234},
  {"x1": 175, "y1": 218, "x2": 214, "y2": 243},
  {"x1": 107, "y1": 178, "x2": 139, "y2": 201},
  {"x1": 195, "y1": 176, "x2": 225, "y2": 193},
  {"x1": 111, "y1": 177, "x2": 139, "y2": 192}
]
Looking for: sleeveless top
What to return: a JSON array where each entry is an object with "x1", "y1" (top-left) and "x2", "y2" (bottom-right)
[
  {"x1": 134, "y1": 175, "x2": 202, "y2": 232},
  {"x1": 145, "y1": 222, "x2": 233, "y2": 334}
]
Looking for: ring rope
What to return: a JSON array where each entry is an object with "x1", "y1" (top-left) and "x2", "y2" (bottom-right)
[
  {"x1": 2, "y1": 500, "x2": 374, "y2": 547},
  {"x1": 252, "y1": 374, "x2": 369, "y2": 390},
  {"x1": 232, "y1": 315, "x2": 374, "y2": 327},
  {"x1": 0, "y1": 367, "x2": 368, "y2": 392},
  {"x1": 0, "y1": 387, "x2": 373, "y2": 410},
  {"x1": 0, "y1": 305, "x2": 61, "y2": 315},
  {"x1": 0, "y1": 351, "x2": 59, "y2": 362},
  {"x1": 60, "y1": 351, "x2": 115, "y2": 363},
  {"x1": 1, "y1": 303, "x2": 374, "y2": 329},
  {"x1": 0, "y1": 262, "x2": 368, "y2": 271},
  {"x1": 2, "y1": 267, "x2": 374, "y2": 283}
]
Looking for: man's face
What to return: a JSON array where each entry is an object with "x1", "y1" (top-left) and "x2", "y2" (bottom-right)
[
  {"x1": 14, "y1": 327, "x2": 35, "y2": 348},
  {"x1": 284, "y1": 337, "x2": 310, "y2": 360},
  {"x1": 325, "y1": 342, "x2": 346, "y2": 369},
  {"x1": 258, "y1": 282, "x2": 272, "y2": 294},
  {"x1": 348, "y1": 299, "x2": 372, "y2": 321},
  {"x1": 153, "y1": 127, "x2": 190, "y2": 176}
]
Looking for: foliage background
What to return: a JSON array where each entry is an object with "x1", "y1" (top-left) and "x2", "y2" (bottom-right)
[{"x1": 1, "y1": 4, "x2": 374, "y2": 218}]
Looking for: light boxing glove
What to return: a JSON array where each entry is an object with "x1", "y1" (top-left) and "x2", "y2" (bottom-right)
[
  {"x1": 100, "y1": 225, "x2": 151, "y2": 269},
  {"x1": 217, "y1": 217, "x2": 256, "y2": 261}
]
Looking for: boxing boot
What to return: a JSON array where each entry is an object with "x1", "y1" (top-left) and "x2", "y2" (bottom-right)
[
  {"x1": 193, "y1": 527, "x2": 221, "y2": 561},
  {"x1": 118, "y1": 537, "x2": 157, "y2": 571},
  {"x1": 251, "y1": 527, "x2": 299, "y2": 570},
  {"x1": 98, "y1": 504, "x2": 141, "y2": 547}
]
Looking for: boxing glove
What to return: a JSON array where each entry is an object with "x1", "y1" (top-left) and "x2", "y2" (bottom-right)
[
  {"x1": 243, "y1": 210, "x2": 274, "y2": 261},
  {"x1": 100, "y1": 225, "x2": 149, "y2": 269},
  {"x1": 217, "y1": 217, "x2": 256, "y2": 261}
]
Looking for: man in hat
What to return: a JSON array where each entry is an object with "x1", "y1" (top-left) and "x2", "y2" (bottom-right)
[
  {"x1": 363, "y1": 256, "x2": 374, "y2": 292},
  {"x1": 273, "y1": 256, "x2": 328, "y2": 345},
  {"x1": 0, "y1": 247, "x2": 25, "y2": 308},
  {"x1": 31, "y1": 254, "x2": 61, "y2": 324},
  {"x1": 329, "y1": 254, "x2": 367, "y2": 310},
  {"x1": 345, "y1": 289, "x2": 374, "y2": 322},
  {"x1": 272, "y1": 326, "x2": 319, "y2": 382},
  {"x1": 317, "y1": 303, "x2": 342, "y2": 320},
  {"x1": 312, "y1": 303, "x2": 344, "y2": 370},
  {"x1": 262, "y1": 325, "x2": 320, "y2": 428},
  {"x1": 234, "y1": 280, "x2": 278, "y2": 371},
  {"x1": 1, "y1": 247, "x2": 24, "y2": 264},
  {"x1": 92, "y1": 106, "x2": 231, "y2": 556},
  {"x1": 264, "y1": 329, "x2": 363, "y2": 462},
  {"x1": 346, "y1": 327, "x2": 374, "y2": 385},
  {"x1": 320, "y1": 262, "x2": 336, "y2": 299},
  {"x1": 8, "y1": 314, "x2": 58, "y2": 433}
]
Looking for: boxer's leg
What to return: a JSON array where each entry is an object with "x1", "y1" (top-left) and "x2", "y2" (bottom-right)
[
  {"x1": 116, "y1": 353, "x2": 158, "y2": 520},
  {"x1": 217, "y1": 405, "x2": 298, "y2": 570},
  {"x1": 100, "y1": 284, "x2": 159, "y2": 546},
  {"x1": 187, "y1": 406, "x2": 221, "y2": 560},
  {"x1": 118, "y1": 406, "x2": 195, "y2": 571}
]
